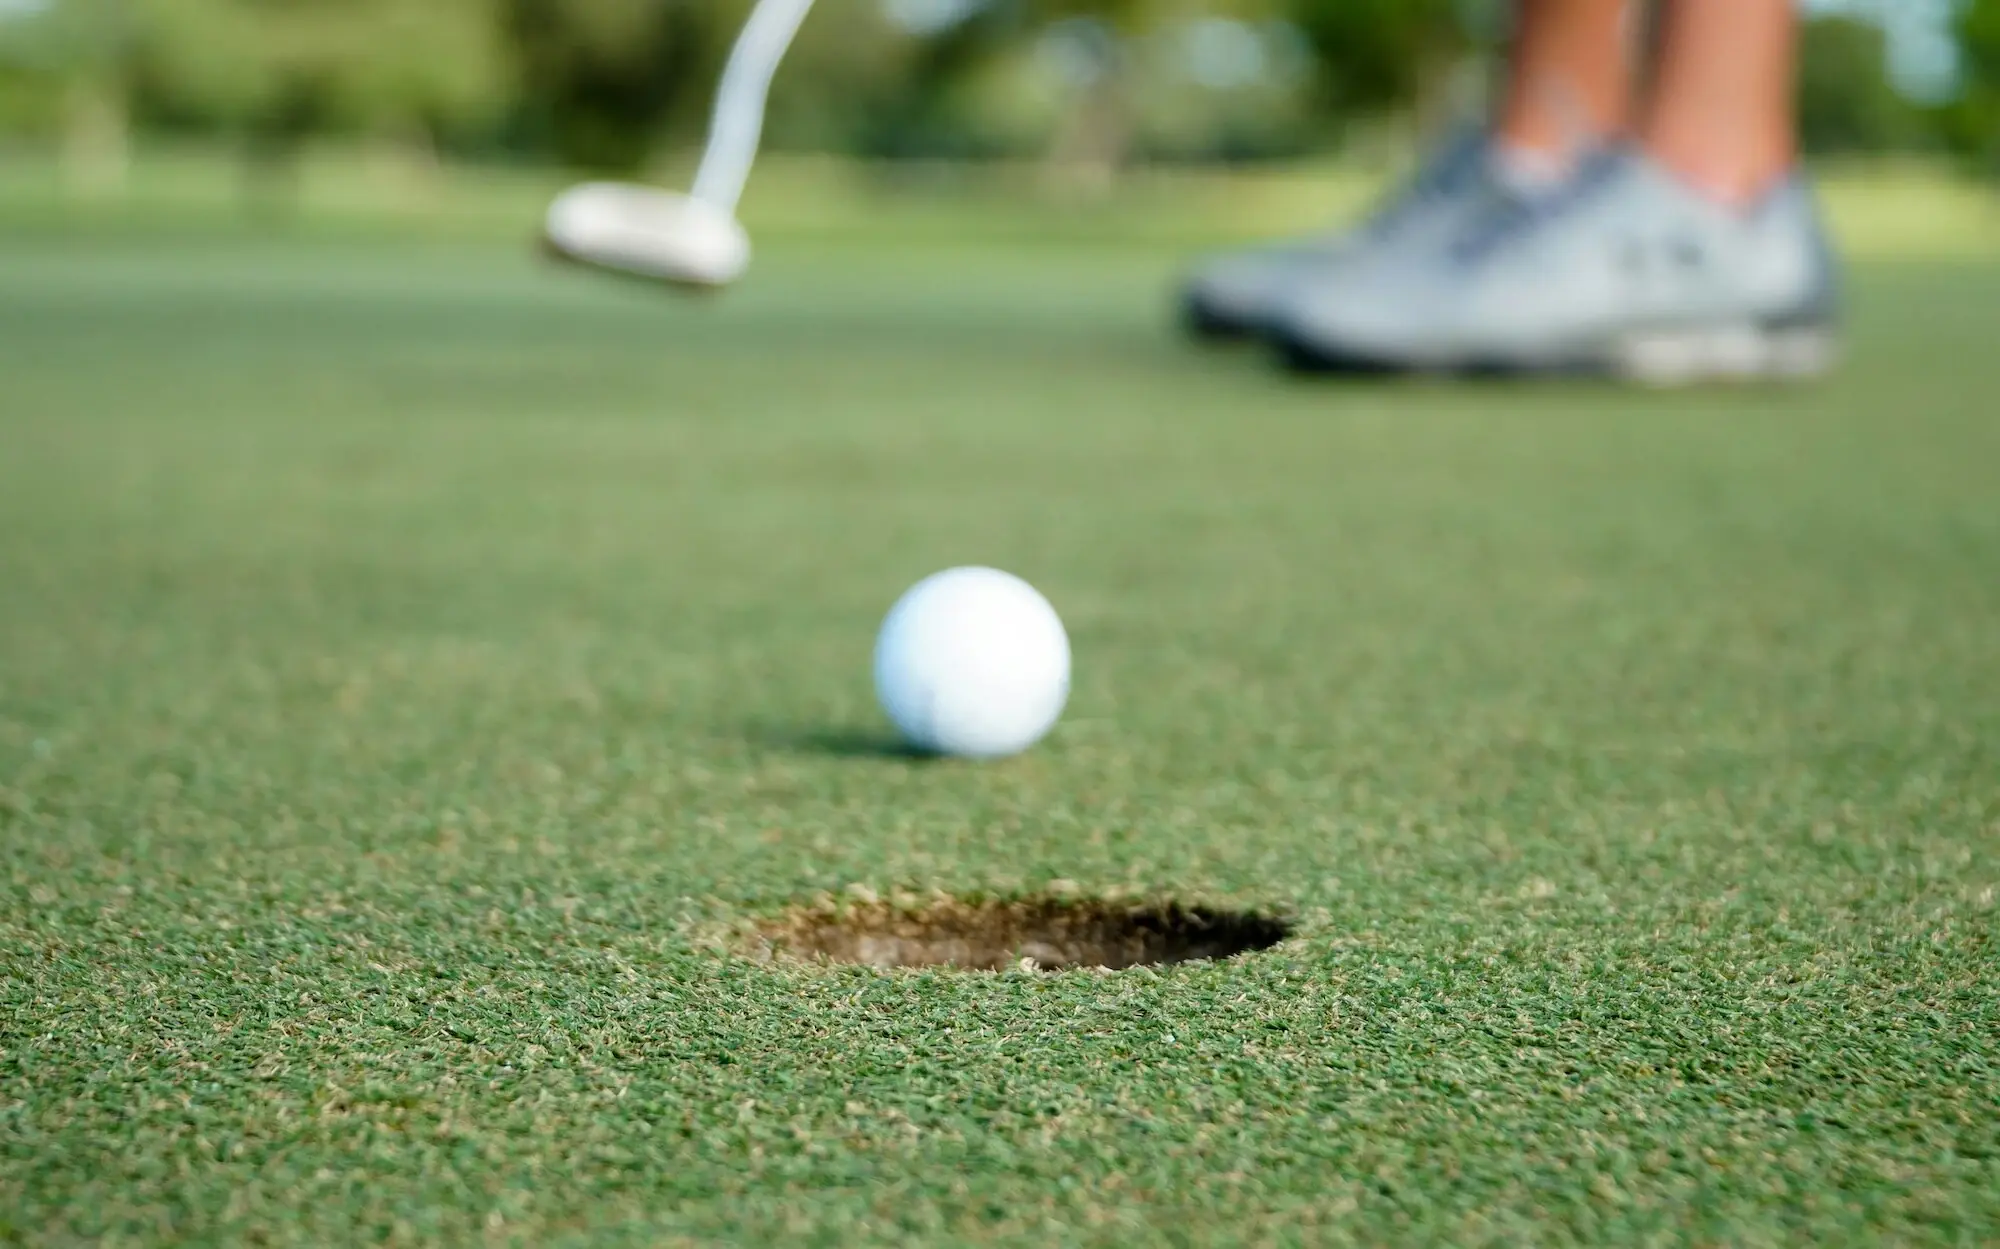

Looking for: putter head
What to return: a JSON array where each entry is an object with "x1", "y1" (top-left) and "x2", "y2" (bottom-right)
[{"x1": 540, "y1": 183, "x2": 751, "y2": 290}]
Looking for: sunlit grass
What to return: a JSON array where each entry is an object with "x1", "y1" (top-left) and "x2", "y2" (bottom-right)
[
  {"x1": 2, "y1": 195, "x2": 1997, "y2": 1244},
  {"x1": 1, "y1": 144, "x2": 1995, "y2": 257}
]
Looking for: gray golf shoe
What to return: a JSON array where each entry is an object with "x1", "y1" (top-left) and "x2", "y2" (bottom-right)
[
  {"x1": 1179, "y1": 128, "x2": 1500, "y2": 341},
  {"x1": 1273, "y1": 152, "x2": 1842, "y2": 383}
]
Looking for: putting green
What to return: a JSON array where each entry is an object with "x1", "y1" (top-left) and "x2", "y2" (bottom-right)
[{"x1": 2, "y1": 222, "x2": 1996, "y2": 1244}]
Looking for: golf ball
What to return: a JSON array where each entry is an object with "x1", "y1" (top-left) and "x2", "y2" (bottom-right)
[{"x1": 874, "y1": 568, "x2": 1071, "y2": 759}]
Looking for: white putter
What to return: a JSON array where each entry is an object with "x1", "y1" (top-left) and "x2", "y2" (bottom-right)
[{"x1": 541, "y1": 0, "x2": 816, "y2": 289}]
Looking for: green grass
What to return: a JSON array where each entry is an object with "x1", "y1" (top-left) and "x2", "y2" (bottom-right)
[
  {"x1": 5, "y1": 145, "x2": 1999, "y2": 256},
  {"x1": 2, "y1": 204, "x2": 1998, "y2": 1245}
]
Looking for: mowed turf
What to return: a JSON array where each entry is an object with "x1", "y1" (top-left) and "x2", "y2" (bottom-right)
[{"x1": 2, "y1": 221, "x2": 1997, "y2": 1246}]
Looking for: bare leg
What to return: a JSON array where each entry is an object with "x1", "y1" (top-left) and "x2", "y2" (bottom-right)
[
  {"x1": 1495, "y1": 0, "x2": 1637, "y2": 172},
  {"x1": 1641, "y1": 0, "x2": 1798, "y2": 204}
]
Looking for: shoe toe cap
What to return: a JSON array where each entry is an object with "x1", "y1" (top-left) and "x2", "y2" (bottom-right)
[
  {"x1": 1181, "y1": 242, "x2": 1349, "y2": 339},
  {"x1": 1180, "y1": 258, "x2": 1281, "y2": 337},
  {"x1": 1275, "y1": 279, "x2": 1437, "y2": 367}
]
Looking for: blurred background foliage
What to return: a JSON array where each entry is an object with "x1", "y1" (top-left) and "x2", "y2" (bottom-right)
[{"x1": 0, "y1": 0, "x2": 1995, "y2": 199}]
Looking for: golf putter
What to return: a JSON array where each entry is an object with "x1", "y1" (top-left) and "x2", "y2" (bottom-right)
[{"x1": 541, "y1": 0, "x2": 817, "y2": 289}]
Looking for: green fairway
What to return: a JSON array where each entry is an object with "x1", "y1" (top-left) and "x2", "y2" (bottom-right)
[{"x1": 2, "y1": 216, "x2": 1998, "y2": 1245}]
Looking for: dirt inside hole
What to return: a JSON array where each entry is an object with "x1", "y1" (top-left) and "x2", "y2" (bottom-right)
[{"x1": 755, "y1": 896, "x2": 1291, "y2": 972}]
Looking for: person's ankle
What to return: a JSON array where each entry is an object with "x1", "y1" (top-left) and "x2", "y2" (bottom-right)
[
  {"x1": 1642, "y1": 131, "x2": 1794, "y2": 207},
  {"x1": 1492, "y1": 137, "x2": 1579, "y2": 193}
]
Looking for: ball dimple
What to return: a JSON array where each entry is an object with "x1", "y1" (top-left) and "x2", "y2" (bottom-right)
[{"x1": 873, "y1": 568, "x2": 1071, "y2": 759}]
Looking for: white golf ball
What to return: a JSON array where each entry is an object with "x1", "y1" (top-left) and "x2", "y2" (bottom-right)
[{"x1": 874, "y1": 568, "x2": 1071, "y2": 759}]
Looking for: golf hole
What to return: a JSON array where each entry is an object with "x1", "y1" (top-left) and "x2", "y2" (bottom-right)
[{"x1": 754, "y1": 895, "x2": 1291, "y2": 972}]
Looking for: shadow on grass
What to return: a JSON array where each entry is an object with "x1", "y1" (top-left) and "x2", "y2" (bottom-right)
[{"x1": 750, "y1": 724, "x2": 935, "y2": 761}]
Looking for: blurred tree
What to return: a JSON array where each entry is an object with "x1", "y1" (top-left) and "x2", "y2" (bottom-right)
[
  {"x1": 1797, "y1": 15, "x2": 1931, "y2": 155},
  {"x1": 762, "y1": 0, "x2": 912, "y2": 153},
  {"x1": 860, "y1": 0, "x2": 1024, "y2": 160},
  {"x1": 135, "y1": 0, "x2": 507, "y2": 208},
  {"x1": 1035, "y1": 10, "x2": 1129, "y2": 187},
  {"x1": 1938, "y1": 0, "x2": 2000, "y2": 176},
  {"x1": 1023, "y1": 0, "x2": 1286, "y2": 187},
  {"x1": 0, "y1": 0, "x2": 136, "y2": 195},
  {"x1": 501, "y1": 0, "x2": 719, "y2": 173},
  {"x1": 502, "y1": 0, "x2": 912, "y2": 171},
  {"x1": 1134, "y1": 14, "x2": 1318, "y2": 163},
  {"x1": 1283, "y1": 0, "x2": 1468, "y2": 137}
]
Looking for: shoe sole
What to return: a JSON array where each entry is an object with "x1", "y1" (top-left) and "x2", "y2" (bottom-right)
[
  {"x1": 1279, "y1": 322, "x2": 1841, "y2": 386},
  {"x1": 1610, "y1": 325, "x2": 1839, "y2": 386},
  {"x1": 1182, "y1": 296, "x2": 1261, "y2": 344}
]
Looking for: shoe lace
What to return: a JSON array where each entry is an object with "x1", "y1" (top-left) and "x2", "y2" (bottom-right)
[{"x1": 1447, "y1": 150, "x2": 1625, "y2": 265}]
